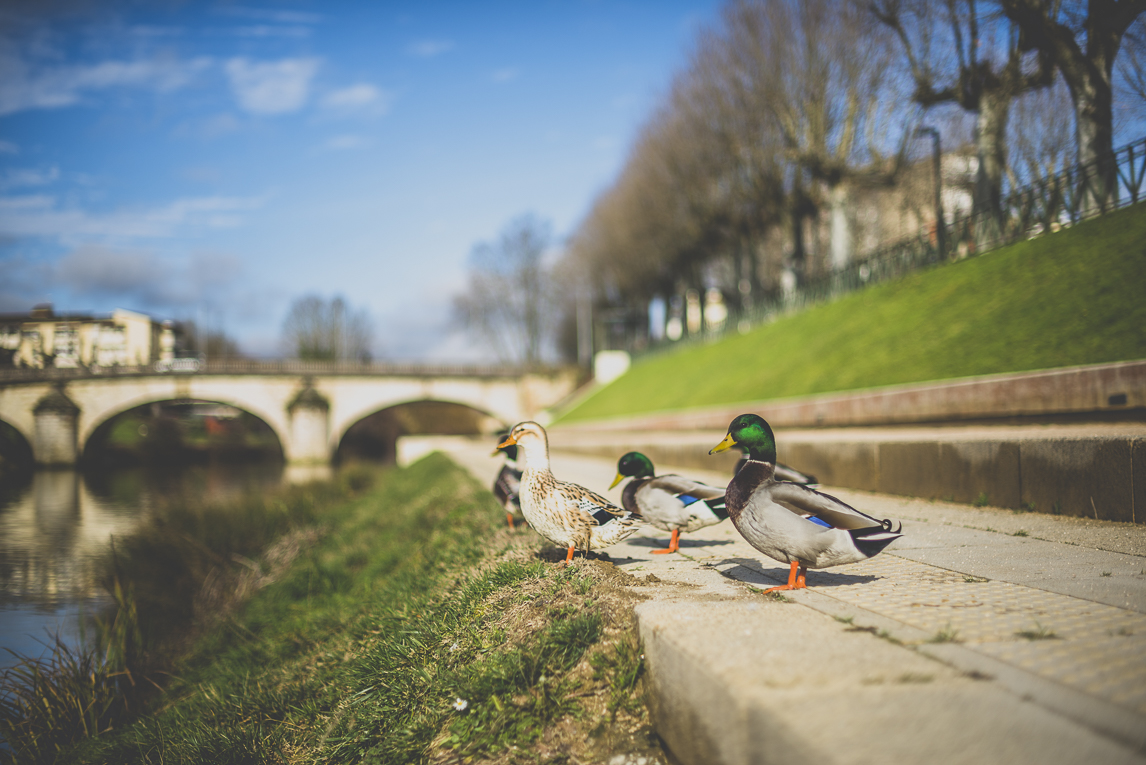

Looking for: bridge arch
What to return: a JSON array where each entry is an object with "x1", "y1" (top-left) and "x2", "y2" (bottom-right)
[
  {"x1": 80, "y1": 393, "x2": 289, "y2": 464},
  {"x1": 334, "y1": 398, "x2": 507, "y2": 463},
  {"x1": 0, "y1": 415, "x2": 34, "y2": 467}
]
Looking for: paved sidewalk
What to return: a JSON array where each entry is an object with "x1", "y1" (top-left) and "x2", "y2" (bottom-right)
[{"x1": 434, "y1": 437, "x2": 1146, "y2": 765}]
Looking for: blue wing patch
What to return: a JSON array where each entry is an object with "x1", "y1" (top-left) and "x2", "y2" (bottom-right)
[
  {"x1": 677, "y1": 494, "x2": 701, "y2": 506},
  {"x1": 807, "y1": 515, "x2": 832, "y2": 529}
]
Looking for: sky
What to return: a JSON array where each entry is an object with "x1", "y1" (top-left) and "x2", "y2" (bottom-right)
[{"x1": 0, "y1": 0, "x2": 722, "y2": 360}]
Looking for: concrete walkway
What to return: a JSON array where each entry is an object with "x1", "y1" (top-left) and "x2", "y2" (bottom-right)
[{"x1": 429, "y1": 437, "x2": 1146, "y2": 765}]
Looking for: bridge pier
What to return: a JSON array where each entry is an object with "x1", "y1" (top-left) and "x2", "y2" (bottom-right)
[
  {"x1": 33, "y1": 387, "x2": 80, "y2": 466},
  {"x1": 287, "y1": 384, "x2": 331, "y2": 464}
]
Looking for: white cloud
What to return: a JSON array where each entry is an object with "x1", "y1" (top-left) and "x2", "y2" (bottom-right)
[
  {"x1": 225, "y1": 57, "x2": 320, "y2": 115},
  {"x1": 492, "y1": 67, "x2": 519, "y2": 83},
  {"x1": 408, "y1": 39, "x2": 454, "y2": 57},
  {"x1": 321, "y1": 83, "x2": 388, "y2": 111},
  {"x1": 232, "y1": 25, "x2": 312, "y2": 39},
  {"x1": 200, "y1": 112, "x2": 241, "y2": 138},
  {"x1": 0, "y1": 140, "x2": 17, "y2": 154},
  {"x1": 52, "y1": 245, "x2": 244, "y2": 308},
  {"x1": 219, "y1": 7, "x2": 322, "y2": 25},
  {"x1": 0, "y1": 53, "x2": 213, "y2": 115},
  {"x1": 0, "y1": 193, "x2": 265, "y2": 242},
  {"x1": 323, "y1": 134, "x2": 369, "y2": 151},
  {"x1": 0, "y1": 166, "x2": 58, "y2": 189}
]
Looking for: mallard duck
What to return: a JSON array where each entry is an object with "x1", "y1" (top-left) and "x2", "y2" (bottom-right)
[
  {"x1": 497, "y1": 421, "x2": 642, "y2": 564},
  {"x1": 490, "y1": 433, "x2": 526, "y2": 528},
  {"x1": 609, "y1": 451, "x2": 728, "y2": 554},
  {"x1": 710, "y1": 414, "x2": 901, "y2": 593}
]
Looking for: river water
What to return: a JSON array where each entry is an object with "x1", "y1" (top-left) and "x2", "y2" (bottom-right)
[{"x1": 0, "y1": 462, "x2": 293, "y2": 669}]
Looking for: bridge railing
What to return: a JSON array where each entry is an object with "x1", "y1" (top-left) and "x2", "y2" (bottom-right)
[{"x1": 0, "y1": 359, "x2": 563, "y2": 383}]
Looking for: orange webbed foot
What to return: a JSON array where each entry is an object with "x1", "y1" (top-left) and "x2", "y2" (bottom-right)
[
  {"x1": 651, "y1": 529, "x2": 681, "y2": 554},
  {"x1": 762, "y1": 561, "x2": 807, "y2": 593}
]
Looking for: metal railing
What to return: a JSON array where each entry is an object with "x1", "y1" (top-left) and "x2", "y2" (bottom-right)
[{"x1": 634, "y1": 134, "x2": 1146, "y2": 358}]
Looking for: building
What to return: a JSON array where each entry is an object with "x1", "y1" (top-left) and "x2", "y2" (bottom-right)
[{"x1": 0, "y1": 305, "x2": 181, "y2": 369}]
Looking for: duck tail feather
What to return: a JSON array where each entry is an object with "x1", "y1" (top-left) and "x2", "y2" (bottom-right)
[{"x1": 848, "y1": 525, "x2": 901, "y2": 558}]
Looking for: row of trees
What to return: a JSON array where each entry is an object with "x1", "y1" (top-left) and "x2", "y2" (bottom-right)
[{"x1": 456, "y1": 0, "x2": 1146, "y2": 365}]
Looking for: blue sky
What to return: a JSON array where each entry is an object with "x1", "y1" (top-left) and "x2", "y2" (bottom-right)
[{"x1": 0, "y1": 1, "x2": 721, "y2": 360}]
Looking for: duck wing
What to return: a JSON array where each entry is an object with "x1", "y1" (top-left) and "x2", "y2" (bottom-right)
[
  {"x1": 767, "y1": 482, "x2": 896, "y2": 532},
  {"x1": 773, "y1": 463, "x2": 818, "y2": 486},
  {"x1": 637, "y1": 474, "x2": 728, "y2": 525},
  {"x1": 494, "y1": 465, "x2": 521, "y2": 498},
  {"x1": 646, "y1": 474, "x2": 725, "y2": 501},
  {"x1": 555, "y1": 479, "x2": 639, "y2": 525}
]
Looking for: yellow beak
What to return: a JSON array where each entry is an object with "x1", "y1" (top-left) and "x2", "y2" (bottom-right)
[
  {"x1": 609, "y1": 472, "x2": 626, "y2": 490},
  {"x1": 709, "y1": 432, "x2": 737, "y2": 455},
  {"x1": 495, "y1": 433, "x2": 518, "y2": 451},
  {"x1": 490, "y1": 447, "x2": 502, "y2": 457}
]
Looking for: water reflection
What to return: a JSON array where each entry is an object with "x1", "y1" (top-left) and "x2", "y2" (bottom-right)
[{"x1": 0, "y1": 463, "x2": 285, "y2": 668}]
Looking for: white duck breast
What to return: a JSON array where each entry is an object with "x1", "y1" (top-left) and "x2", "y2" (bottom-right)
[{"x1": 628, "y1": 475, "x2": 728, "y2": 533}]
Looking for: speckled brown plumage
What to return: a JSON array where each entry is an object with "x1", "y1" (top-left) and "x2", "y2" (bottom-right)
[{"x1": 497, "y1": 421, "x2": 641, "y2": 562}]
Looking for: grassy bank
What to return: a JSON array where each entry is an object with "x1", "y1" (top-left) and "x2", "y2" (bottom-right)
[
  {"x1": 561, "y1": 203, "x2": 1146, "y2": 423},
  {"x1": 39, "y1": 454, "x2": 654, "y2": 765}
]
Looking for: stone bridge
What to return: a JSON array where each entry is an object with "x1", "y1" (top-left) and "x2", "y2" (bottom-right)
[{"x1": 0, "y1": 361, "x2": 578, "y2": 466}]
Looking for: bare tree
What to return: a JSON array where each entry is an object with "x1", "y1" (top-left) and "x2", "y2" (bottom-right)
[
  {"x1": 1117, "y1": 16, "x2": 1146, "y2": 106},
  {"x1": 872, "y1": 0, "x2": 1055, "y2": 239},
  {"x1": 725, "y1": 0, "x2": 911, "y2": 270},
  {"x1": 999, "y1": 0, "x2": 1146, "y2": 208},
  {"x1": 1007, "y1": 74, "x2": 1077, "y2": 187},
  {"x1": 181, "y1": 322, "x2": 244, "y2": 360},
  {"x1": 281, "y1": 295, "x2": 374, "y2": 362},
  {"x1": 453, "y1": 214, "x2": 554, "y2": 365}
]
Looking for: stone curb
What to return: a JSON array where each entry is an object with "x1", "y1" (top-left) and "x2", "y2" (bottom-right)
[{"x1": 636, "y1": 598, "x2": 1146, "y2": 765}]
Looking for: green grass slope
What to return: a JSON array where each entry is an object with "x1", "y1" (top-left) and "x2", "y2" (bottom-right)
[
  {"x1": 57, "y1": 455, "x2": 653, "y2": 765},
  {"x1": 562, "y1": 203, "x2": 1146, "y2": 423}
]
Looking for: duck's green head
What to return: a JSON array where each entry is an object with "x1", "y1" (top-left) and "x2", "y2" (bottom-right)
[
  {"x1": 709, "y1": 414, "x2": 776, "y2": 463},
  {"x1": 610, "y1": 451, "x2": 655, "y2": 488}
]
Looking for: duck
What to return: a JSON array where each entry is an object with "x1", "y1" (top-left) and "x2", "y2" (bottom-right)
[
  {"x1": 710, "y1": 413, "x2": 901, "y2": 593},
  {"x1": 497, "y1": 421, "x2": 642, "y2": 564},
  {"x1": 491, "y1": 433, "x2": 526, "y2": 528},
  {"x1": 609, "y1": 451, "x2": 728, "y2": 554}
]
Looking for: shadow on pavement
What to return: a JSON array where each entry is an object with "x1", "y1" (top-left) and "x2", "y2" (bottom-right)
[
  {"x1": 719, "y1": 557, "x2": 879, "y2": 588},
  {"x1": 626, "y1": 537, "x2": 736, "y2": 550}
]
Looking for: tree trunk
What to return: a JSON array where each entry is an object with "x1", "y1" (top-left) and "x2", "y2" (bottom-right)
[
  {"x1": 788, "y1": 207, "x2": 806, "y2": 291},
  {"x1": 1070, "y1": 67, "x2": 1117, "y2": 213},
  {"x1": 974, "y1": 89, "x2": 1010, "y2": 248},
  {"x1": 828, "y1": 182, "x2": 853, "y2": 271}
]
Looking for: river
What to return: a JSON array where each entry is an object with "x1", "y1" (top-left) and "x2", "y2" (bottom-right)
[{"x1": 0, "y1": 461, "x2": 297, "y2": 669}]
